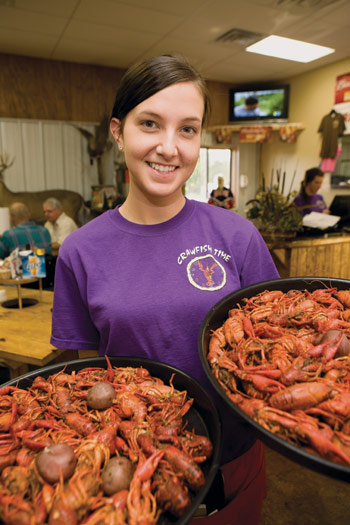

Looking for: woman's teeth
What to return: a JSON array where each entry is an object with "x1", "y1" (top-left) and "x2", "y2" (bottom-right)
[{"x1": 149, "y1": 162, "x2": 177, "y2": 173}]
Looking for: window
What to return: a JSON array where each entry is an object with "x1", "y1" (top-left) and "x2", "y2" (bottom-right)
[{"x1": 185, "y1": 148, "x2": 236, "y2": 202}]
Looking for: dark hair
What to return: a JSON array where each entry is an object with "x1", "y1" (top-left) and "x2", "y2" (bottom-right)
[
  {"x1": 110, "y1": 54, "x2": 210, "y2": 127},
  {"x1": 300, "y1": 167, "x2": 324, "y2": 201},
  {"x1": 245, "y1": 96, "x2": 258, "y2": 106}
]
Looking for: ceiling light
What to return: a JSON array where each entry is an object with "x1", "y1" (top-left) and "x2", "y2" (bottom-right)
[{"x1": 246, "y1": 35, "x2": 335, "y2": 63}]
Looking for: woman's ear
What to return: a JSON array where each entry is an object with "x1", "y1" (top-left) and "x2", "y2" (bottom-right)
[{"x1": 110, "y1": 118, "x2": 124, "y2": 151}]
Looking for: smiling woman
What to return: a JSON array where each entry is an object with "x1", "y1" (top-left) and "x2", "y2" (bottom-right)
[
  {"x1": 51, "y1": 54, "x2": 279, "y2": 525},
  {"x1": 109, "y1": 81, "x2": 204, "y2": 223}
]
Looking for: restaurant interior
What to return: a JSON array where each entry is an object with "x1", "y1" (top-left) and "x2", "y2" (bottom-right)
[{"x1": 0, "y1": 1, "x2": 350, "y2": 523}]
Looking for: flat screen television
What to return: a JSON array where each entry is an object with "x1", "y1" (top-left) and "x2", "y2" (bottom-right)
[{"x1": 229, "y1": 84, "x2": 290, "y2": 123}]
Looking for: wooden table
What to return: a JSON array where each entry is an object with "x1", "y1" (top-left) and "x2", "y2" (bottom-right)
[
  {"x1": 0, "y1": 286, "x2": 65, "y2": 379},
  {"x1": 0, "y1": 276, "x2": 42, "y2": 309},
  {"x1": 266, "y1": 233, "x2": 350, "y2": 279}
]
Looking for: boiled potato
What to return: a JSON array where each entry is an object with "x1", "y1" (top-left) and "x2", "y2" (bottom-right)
[
  {"x1": 101, "y1": 456, "x2": 135, "y2": 495},
  {"x1": 36, "y1": 443, "x2": 76, "y2": 483},
  {"x1": 87, "y1": 381, "x2": 116, "y2": 410}
]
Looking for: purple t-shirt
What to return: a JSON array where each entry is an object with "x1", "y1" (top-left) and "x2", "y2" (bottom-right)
[
  {"x1": 293, "y1": 193, "x2": 327, "y2": 216},
  {"x1": 51, "y1": 199, "x2": 279, "y2": 462}
]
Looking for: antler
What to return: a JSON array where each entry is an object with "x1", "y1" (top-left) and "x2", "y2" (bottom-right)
[{"x1": 0, "y1": 152, "x2": 14, "y2": 179}]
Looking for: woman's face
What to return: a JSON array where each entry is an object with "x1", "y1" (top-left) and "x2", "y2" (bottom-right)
[
  {"x1": 306, "y1": 175, "x2": 324, "y2": 195},
  {"x1": 110, "y1": 82, "x2": 204, "y2": 202}
]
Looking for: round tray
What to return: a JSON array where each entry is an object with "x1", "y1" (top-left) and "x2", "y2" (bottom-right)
[
  {"x1": 1, "y1": 356, "x2": 222, "y2": 525},
  {"x1": 198, "y1": 276, "x2": 350, "y2": 482}
]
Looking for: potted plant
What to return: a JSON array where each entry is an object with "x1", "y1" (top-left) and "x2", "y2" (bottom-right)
[{"x1": 246, "y1": 185, "x2": 303, "y2": 241}]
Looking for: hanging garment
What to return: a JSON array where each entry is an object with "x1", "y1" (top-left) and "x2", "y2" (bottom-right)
[
  {"x1": 320, "y1": 145, "x2": 342, "y2": 173},
  {"x1": 318, "y1": 110, "x2": 345, "y2": 159}
]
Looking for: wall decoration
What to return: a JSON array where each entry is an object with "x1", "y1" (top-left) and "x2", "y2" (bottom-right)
[
  {"x1": 239, "y1": 126, "x2": 272, "y2": 143},
  {"x1": 279, "y1": 125, "x2": 298, "y2": 143},
  {"x1": 215, "y1": 128, "x2": 233, "y2": 144},
  {"x1": 333, "y1": 73, "x2": 350, "y2": 135},
  {"x1": 74, "y1": 114, "x2": 114, "y2": 185}
]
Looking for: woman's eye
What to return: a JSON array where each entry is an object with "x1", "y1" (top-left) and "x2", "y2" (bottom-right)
[
  {"x1": 182, "y1": 126, "x2": 197, "y2": 135},
  {"x1": 141, "y1": 120, "x2": 157, "y2": 129}
]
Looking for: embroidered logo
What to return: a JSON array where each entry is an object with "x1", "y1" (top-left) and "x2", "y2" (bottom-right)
[{"x1": 187, "y1": 255, "x2": 226, "y2": 291}]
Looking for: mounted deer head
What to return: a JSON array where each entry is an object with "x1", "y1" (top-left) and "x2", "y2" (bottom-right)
[
  {"x1": 74, "y1": 114, "x2": 114, "y2": 186},
  {"x1": 0, "y1": 152, "x2": 14, "y2": 182}
]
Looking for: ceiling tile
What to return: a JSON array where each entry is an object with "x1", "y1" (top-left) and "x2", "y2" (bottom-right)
[
  {"x1": 315, "y1": 1, "x2": 350, "y2": 26},
  {"x1": 139, "y1": 36, "x2": 238, "y2": 69},
  {"x1": 0, "y1": 5, "x2": 67, "y2": 35},
  {"x1": 254, "y1": 0, "x2": 347, "y2": 17},
  {"x1": 282, "y1": 17, "x2": 340, "y2": 45},
  {"x1": 111, "y1": 0, "x2": 207, "y2": 17},
  {"x1": 202, "y1": 50, "x2": 298, "y2": 82},
  {"x1": 52, "y1": 37, "x2": 141, "y2": 68},
  {"x1": 64, "y1": 19, "x2": 160, "y2": 49},
  {"x1": 14, "y1": 0, "x2": 79, "y2": 17},
  {"x1": 74, "y1": 0, "x2": 183, "y2": 34},
  {"x1": 0, "y1": 27, "x2": 57, "y2": 57},
  {"x1": 190, "y1": 0, "x2": 301, "y2": 34}
]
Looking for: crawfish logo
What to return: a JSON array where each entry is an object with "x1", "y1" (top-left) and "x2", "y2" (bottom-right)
[{"x1": 187, "y1": 255, "x2": 226, "y2": 291}]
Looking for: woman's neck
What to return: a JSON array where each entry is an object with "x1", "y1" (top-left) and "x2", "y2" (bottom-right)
[{"x1": 119, "y1": 188, "x2": 186, "y2": 225}]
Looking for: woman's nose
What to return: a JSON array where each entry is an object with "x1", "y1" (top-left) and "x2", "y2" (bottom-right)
[{"x1": 156, "y1": 132, "x2": 178, "y2": 158}]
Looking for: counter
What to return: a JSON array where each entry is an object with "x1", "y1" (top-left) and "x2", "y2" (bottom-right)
[{"x1": 266, "y1": 232, "x2": 350, "y2": 279}]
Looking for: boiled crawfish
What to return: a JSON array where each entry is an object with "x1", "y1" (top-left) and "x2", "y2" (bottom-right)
[{"x1": 207, "y1": 285, "x2": 350, "y2": 466}]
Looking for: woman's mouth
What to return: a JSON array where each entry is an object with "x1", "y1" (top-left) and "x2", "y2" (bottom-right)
[{"x1": 147, "y1": 162, "x2": 178, "y2": 173}]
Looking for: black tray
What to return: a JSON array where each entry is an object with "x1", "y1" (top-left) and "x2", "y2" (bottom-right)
[
  {"x1": 198, "y1": 276, "x2": 350, "y2": 482},
  {"x1": 0, "y1": 356, "x2": 222, "y2": 525}
]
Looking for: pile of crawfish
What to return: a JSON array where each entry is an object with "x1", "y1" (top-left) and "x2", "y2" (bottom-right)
[
  {"x1": 0, "y1": 360, "x2": 213, "y2": 524},
  {"x1": 208, "y1": 286, "x2": 350, "y2": 467}
]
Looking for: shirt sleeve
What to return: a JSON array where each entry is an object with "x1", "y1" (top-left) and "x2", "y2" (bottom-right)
[
  {"x1": 239, "y1": 227, "x2": 280, "y2": 288},
  {"x1": 50, "y1": 255, "x2": 100, "y2": 350}
]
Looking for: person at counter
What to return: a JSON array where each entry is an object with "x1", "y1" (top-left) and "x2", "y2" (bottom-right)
[
  {"x1": 292, "y1": 167, "x2": 329, "y2": 216},
  {"x1": 51, "y1": 54, "x2": 279, "y2": 524},
  {"x1": 0, "y1": 202, "x2": 51, "y2": 259}
]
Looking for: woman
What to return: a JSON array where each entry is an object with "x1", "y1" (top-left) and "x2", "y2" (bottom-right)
[
  {"x1": 293, "y1": 167, "x2": 329, "y2": 216},
  {"x1": 208, "y1": 176, "x2": 235, "y2": 209},
  {"x1": 51, "y1": 54, "x2": 279, "y2": 524}
]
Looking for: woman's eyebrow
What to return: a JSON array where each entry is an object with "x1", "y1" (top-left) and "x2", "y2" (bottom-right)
[{"x1": 137, "y1": 110, "x2": 201, "y2": 123}]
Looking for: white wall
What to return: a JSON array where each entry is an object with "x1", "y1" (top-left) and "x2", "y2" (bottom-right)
[{"x1": 0, "y1": 118, "x2": 119, "y2": 201}]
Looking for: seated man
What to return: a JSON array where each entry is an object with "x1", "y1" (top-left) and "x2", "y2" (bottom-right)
[
  {"x1": 43, "y1": 198, "x2": 78, "y2": 252},
  {"x1": 0, "y1": 202, "x2": 52, "y2": 259}
]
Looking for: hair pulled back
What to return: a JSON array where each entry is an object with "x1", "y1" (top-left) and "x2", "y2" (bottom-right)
[
  {"x1": 299, "y1": 167, "x2": 324, "y2": 202},
  {"x1": 110, "y1": 54, "x2": 210, "y2": 126}
]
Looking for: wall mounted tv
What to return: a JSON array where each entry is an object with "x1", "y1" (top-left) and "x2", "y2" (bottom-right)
[{"x1": 229, "y1": 84, "x2": 290, "y2": 123}]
